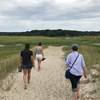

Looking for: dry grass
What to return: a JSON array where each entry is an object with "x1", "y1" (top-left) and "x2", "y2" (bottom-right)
[{"x1": 0, "y1": 54, "x2": 19, "y2": 80}]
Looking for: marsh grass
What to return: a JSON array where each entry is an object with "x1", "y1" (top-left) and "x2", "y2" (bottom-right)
[
  {"x1": 0, "y1": 36, "x2": 100, "y2": 81},
  {"x1": 80, "y1": 45, "x2": 100, "y2": 69},
  {"x1": 0, "y1": 46, "x2": 22, "y2": 59},
  {"x1": 0, "y1": 36, "x2": 100, "y2": 45},
  {"x1": 0, "y1": 55, "x2": 19, "y2": 80}
]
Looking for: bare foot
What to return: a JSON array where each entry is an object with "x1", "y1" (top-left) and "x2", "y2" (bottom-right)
[{"x1": 24, "y1": 84, "x2": 27, "y2": 89}]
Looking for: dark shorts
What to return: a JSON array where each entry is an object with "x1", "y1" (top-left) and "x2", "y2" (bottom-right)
[
  {"x1": 69, "y1": 73, "x2": 82, "y2": 92},
  {"x1": 21, "y1": 63, "x2": 33, "y2": 69}
]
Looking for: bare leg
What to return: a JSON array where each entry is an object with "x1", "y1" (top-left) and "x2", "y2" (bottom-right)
[
  {"x1": 72, "y1": 92, "x2": 77, "y2": 100},
  {"x1": 28, "y1": 69, "x2": 31, "y2": 84},
  {"x1": 77, "y1": 83, "x2": 80, "y2": 99},
  {"x1": 38, "y1": 60, "x2": 41, "y2": 71},
  {"x1": 23, "y1": 69, "x2": 28, "y2": 89}
]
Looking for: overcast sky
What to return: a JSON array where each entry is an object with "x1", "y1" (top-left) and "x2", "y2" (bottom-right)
[{"x1": 0, "y1": 0, "x2": 100, "y2": 32}]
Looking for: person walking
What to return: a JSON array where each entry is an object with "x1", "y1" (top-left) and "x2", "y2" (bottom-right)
[
  {"x1": 20, "y1": 43, "x2": 34, "y2": 89},
  {"x1": 65, "y1": 44, "x2": 87, "y2": 100},
  {"x1": 35, "y1": 42, "x2": 44, "y2": 71}
]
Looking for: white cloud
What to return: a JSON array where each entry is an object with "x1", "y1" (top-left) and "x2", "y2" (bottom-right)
[{"x1": 0, "y1": 0, "x2": 100, "y2": 31}]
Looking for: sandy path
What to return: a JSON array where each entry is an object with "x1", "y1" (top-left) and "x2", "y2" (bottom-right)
[{"x1": 0, "y1": 46, "x2": 71, "y2": 100}]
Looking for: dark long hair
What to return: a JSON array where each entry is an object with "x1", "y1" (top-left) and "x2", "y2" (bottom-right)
[
  {"x1": 25, "y1": 43, "x2": 30, "y2": 50},
  {"x1": 38, "y1": 42, "x2": 42, "y2": 46}
]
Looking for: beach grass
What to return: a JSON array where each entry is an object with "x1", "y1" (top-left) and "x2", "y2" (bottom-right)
[{"x1": 0, "y1": 36, "x2": 100, "y2": 80}]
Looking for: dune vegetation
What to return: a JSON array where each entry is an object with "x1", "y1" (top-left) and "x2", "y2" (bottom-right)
[{"x1": 0, "y1": 36, "x2": 100, "y2": 80}]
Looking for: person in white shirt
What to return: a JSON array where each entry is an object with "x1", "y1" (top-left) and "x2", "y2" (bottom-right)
[
  {"x1": 35, "y1": 42, "x2": 44, "y2": 71},
  {"x1": 65, "y1": 44, "x2": 87, "y2": 100}
]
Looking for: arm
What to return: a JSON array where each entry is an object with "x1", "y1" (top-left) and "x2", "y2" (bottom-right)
[
  {"x1": 81, "y1": 54, "x2": 87, "y2": 78},
  {"x1": 30, "y1": 51, "x2": 34, "y2": 65},
  {"x1": 20, "y1": 57, "x2": 22, "y2": 64},
  {"x1": 20, "y1": 51, "x2": 23, "y2": 66},
  {"x1": 65, "y1": 55, "x2": 71, "y2": 69},
  {"x1": 41, "y1": 47, "x2": 44, "y2": 58},
  {"x1": 31, "y1": 56, "x2": 34, "y2": 65},
  {"x1": 34, "y1": 47, "x2": 36, "y2": 57}
]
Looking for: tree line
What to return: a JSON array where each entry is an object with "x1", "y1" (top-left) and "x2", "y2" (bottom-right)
[{"x1": 0, "y1": 29, "x2": 100, "y2": 36}]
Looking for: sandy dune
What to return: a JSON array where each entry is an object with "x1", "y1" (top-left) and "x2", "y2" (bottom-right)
[{"x1": 0, "y1": 46, "x2": 71, "y2": 100}]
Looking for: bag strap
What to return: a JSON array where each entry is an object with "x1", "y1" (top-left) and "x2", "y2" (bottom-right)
[{"x1": 70, "y1": 53, "x2": 79, "y2": 70}]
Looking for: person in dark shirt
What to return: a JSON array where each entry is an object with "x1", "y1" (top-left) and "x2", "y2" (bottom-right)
[{"x1": 20, "y1": 43, "x2": 34, "y2": 89}]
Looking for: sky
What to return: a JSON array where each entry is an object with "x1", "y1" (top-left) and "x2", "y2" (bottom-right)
[{"x1": 0, "y1": 0, "x2": 100, "y2": 32}]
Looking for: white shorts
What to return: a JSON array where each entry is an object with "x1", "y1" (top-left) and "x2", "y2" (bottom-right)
[{"x1": 36, "y1": 54, "x2": 42, "y2": 61}]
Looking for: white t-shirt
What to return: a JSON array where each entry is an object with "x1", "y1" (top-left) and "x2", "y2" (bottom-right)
[{"x1": 65, "y1": 51, "x2": 85, "y2": 76}]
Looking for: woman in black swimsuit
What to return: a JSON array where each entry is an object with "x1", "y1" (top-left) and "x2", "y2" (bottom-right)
[{"x1": 20, "y1": 43, "x2": 34, "y2": 89}]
